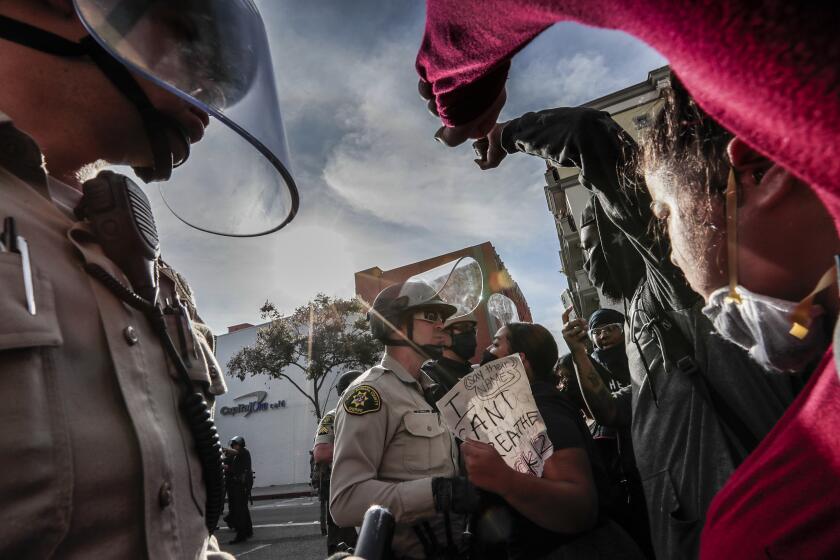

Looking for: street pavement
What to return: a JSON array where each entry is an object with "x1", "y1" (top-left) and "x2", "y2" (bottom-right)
[{"x1": 217, "y1": 495, "x2": 332, "y2": 559}]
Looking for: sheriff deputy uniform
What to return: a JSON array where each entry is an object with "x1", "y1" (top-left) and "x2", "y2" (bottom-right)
[
  {"x1": 330, "y1": 281, "x2": 479, "y2": 560},
  {"x1": 0, "y1": 113, "x2": 228, "y2": 558}
]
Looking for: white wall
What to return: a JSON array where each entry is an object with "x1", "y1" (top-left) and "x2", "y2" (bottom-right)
[{"x1": 214, "y1": 323, "x2": 344, "y2": 488}]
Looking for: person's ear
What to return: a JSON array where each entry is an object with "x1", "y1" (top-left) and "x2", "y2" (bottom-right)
[{"x1": 727, "y1": 137, "x2": 794, "y2": 210}]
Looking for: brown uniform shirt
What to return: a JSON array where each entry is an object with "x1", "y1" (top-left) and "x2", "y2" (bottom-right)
[
  {"x1": 330, "y1": 354, "x2": 463, "y2": 559},
  {"x1": 0, "y1": 114, "x2": 231, "y2": 559},
  {"x1": 314, "y1": 408, "x2": 337, "y2": 446}
]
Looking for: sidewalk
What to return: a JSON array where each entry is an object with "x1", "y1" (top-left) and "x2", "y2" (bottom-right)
[{"x1": 250, "y1": 483, "x2": 315, "y2": 501}]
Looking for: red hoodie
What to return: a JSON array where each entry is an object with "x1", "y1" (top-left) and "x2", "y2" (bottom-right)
[{"x1": 416, "y1": 1, "x2": 840, "y2": 556}]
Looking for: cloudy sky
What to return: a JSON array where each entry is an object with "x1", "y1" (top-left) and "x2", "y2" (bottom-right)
[{"x1": 152, "y1": 1, "x2": 665, "y2": 344}]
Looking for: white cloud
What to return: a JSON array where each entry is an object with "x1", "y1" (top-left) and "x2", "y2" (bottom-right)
[
  {"x1": 151, "y1": 3, "x2": 665, "y2": 344},
  {"x1": 321, "y1": 41, "x2": 550, "y2": 243}
]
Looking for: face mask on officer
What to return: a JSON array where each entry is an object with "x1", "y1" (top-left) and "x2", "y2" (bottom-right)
[
  {"x1": 448, "y1": 328, "x2": 478, "y2": 361},
  {"x1": 701, "y1": 169, "x2": 833, "y2": 373}
]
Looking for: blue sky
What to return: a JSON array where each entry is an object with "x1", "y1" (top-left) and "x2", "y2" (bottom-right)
[{"x1": 154, "y1": 2, "x2": 665, "y2": 343}]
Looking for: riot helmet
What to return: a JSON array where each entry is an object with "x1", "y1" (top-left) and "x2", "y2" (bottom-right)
[
  {"x1": 335, "y1": 370, "x2": 362, "y2": 396},
  {"x1": 368, "y1": 280, "x2": 457, "y2": 350},
  {"x1": 0, "y1": 0, "x2": 297, "y2": 236},
  {"x1": 229, "y1": 435, "x2": 246, "y2": 447},
  {"x1": 367, "y1": 256, "x2": 483, "y2": 359}
]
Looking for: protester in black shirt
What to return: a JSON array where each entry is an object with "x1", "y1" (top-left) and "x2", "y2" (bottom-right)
[
  {"x1": 463, "y1": 322, "x2": 644, "y2": 559},
  {"x1": 587, "y1": 309, "x2": 630, "y2": 389},
  {"x1": 567, "y1": 307, "x2": 653, "y2": 558}
]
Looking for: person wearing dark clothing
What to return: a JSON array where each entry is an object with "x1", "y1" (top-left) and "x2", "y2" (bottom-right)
[
  {"x1": 225, "y1": 436, "x2": 253, "y2": 544},
  {"x1": 586, "y1": 309, "x2": 631, "y2": 390},
  {"x1": 568, "y1": 307, "x2": 653, "y2": 558},
  {"x1": 477, "y1": 105, "x2": 797, "y2": 559},
  {"x1": 422, "y1": 311, "x2": 478, "y2": 396},
  {"x1": 464, "y1": 322, "x2": 644, "y2": 560},
  {"x1": 422, "y1": 313, "x2": 512, "y2": 560}
]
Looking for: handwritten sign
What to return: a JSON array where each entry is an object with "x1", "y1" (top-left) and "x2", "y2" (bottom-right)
[{"x1": 436, "y1": 355, "x2": 553, "y2": 476}]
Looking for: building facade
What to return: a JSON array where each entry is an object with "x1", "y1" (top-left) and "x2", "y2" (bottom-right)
[
  {"x1": 545, "y1": 66, "x2": 670, "y2": 319},
  {"x1": 214, "y1": 323, "x2": 344, "y2": 489}
]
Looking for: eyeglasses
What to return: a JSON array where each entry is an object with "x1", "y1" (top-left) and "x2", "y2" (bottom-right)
[
  {"x1": 588, "y1": 323, "x2": 622, "y2": 338},
  {"x1": 414, "y1": 310, "x2": 444, "y2": 324}
]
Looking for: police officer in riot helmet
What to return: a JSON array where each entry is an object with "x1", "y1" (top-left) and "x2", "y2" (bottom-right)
[
  {"x1": 0, "y1": 1, "x2": 290, "y2": 557},
  {"x1": 313, "y1": 370, "x2": 363, "y2": 554},
  {"x1": 330, "y1": 280, "x2": 480, "y2": 559},
  {"x1": 224, "y1": 436, "x2": 254, "y2": 544},
  {"x1": 422, "y1": 312, "x2": 478, "y2": 394}
]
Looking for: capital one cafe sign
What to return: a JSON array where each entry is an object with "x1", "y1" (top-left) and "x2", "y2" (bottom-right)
[{"x1": 220, "y1": 390, "x2": 287, "y2": 418}]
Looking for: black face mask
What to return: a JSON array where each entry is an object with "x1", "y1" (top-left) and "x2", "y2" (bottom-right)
[
  {"x1": 450, "y1": 331, "x2": 478, "y2": 361},
  {"x1": 479, "y1": 350, "x2": 497, "y2": 366}
]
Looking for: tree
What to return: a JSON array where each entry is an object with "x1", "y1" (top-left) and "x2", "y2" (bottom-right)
[{"x1": 226, "y1": 294, "x2": 383, "y2": 420}]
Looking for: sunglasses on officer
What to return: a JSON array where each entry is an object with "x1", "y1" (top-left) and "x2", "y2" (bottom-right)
[
  {"x1": 588, "y1": 323, "x2": 623, "y2": 338},
  {"x1": 413, "y1": 310, "x2": 445, "y2": 324}
]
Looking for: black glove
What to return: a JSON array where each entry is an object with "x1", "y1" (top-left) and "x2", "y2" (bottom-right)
[{"x1": 432, "y1": 476, "x2": 480, "y2": 514}]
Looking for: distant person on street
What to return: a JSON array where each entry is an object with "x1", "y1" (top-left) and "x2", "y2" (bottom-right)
[{"x1": 225, "y1": 436, "x2": 254, "y2": 544}]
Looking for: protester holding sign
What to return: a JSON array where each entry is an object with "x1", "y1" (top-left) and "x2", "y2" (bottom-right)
[{"x1": 461, "y1": 323, "x2": 643, "y2": 559}]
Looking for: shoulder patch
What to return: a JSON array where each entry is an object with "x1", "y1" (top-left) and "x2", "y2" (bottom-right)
[
  {"x1": 343, "y1": 384, "x2": 382, "y2": 416},
  {"x1": 317, "y1": 412, "x2": 335, "y2": 435}
]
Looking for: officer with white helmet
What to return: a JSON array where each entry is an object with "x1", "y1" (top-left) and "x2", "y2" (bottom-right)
[{"x1": 330, "y1": 280, "x2": 480, "y2": 559}]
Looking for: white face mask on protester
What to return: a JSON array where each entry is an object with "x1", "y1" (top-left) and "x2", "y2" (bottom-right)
[
  {"x1": 701, "y1": 169, "x2": 834, "y2": 374},
  {"x1": 702, "y1": 286, "x2": 828, "y2": 373}
]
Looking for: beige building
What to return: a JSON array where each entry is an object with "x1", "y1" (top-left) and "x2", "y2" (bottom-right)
[{"x1": 544, "y1": 65, "x2": 670, "y2": 319}]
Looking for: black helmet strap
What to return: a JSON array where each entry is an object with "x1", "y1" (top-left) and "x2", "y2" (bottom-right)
[{"x1": 0, "y1": 15, "x2": 188, "y2": 181}]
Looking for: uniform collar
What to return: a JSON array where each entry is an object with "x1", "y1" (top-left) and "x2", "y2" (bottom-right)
[{"x1": 381, "y1": 354, "x2": 417, "y2": 384}]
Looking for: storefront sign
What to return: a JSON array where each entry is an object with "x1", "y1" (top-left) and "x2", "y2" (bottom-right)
[{"x1": 220, "y1": 390, "x2": 286, "y2": 417}]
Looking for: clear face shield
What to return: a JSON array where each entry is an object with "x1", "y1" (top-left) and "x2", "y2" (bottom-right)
[
  {"x1": 486, "y1": 292, "x2": 521, "y2": 335},
  {"x1": 406, "y1": 256, "x2": 484, "y2": 320},
  {"x1": 74, "y1": 0, "x2": 298, "y2": 236}
]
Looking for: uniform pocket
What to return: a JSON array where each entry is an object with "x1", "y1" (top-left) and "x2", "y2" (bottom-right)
[
  {"x1": 0, "y1": 253, "x2": 62, "y2": 349},
  {"x1": 402, "y1": 411, "x2": 446, "y2": 473},
  {"x1": 0, "y1": 255, "x2": 71, "y2": 556}
]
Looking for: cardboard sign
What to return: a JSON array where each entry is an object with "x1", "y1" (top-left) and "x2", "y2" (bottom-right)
[{"x1": 436, "y1": 355, "x2": 553, "y2": 476}]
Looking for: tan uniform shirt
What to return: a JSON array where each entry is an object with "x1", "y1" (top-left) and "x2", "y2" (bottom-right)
[
  {"x1": 0, "y1": 114, "x2": 230, "y2": 559},
  {"x1": 330, "y1": 354, "x2": 462, "y2": 559},
  {"x1": 314, "y1": 408, "x2": 337, "y2": 446}
]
